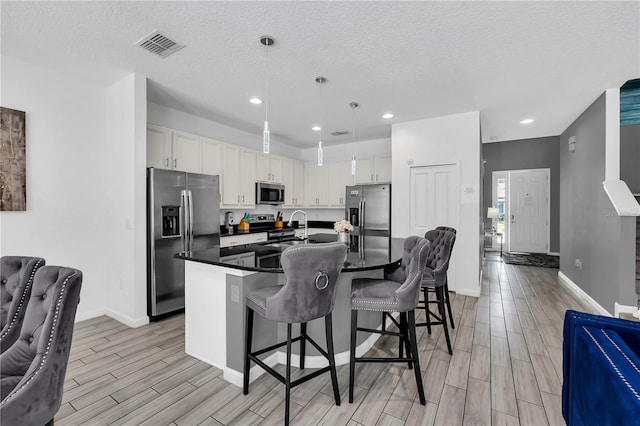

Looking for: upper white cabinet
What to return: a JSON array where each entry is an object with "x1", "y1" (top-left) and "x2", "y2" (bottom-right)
[
  {"x1": 282, "y1": 157, "x2": 304, "y2": 207},
  {"x1": 354, "y1": 156, "x2": 392, "y2": 184},
  {"x1": 201, "y1": 137, "x2": 224, "y2": 177},
  {"x1": 329, "y1": 161, "x2": 354, "y2": 207},
  {"x1": 146, "y1": 125, "x2": 201, "y2": 173},
  {"x1": 222, "y1": 145, "x2": 256, "y2": 207},
  {"x1": 256, "y1": 153, "x2": 283, "y2": 183},
  {"x1": 147, "y1": 125, "x2": 171, "y2": 169},
  {"x1": 304, "y1": 162, "x2": 330, "y2": 206}
]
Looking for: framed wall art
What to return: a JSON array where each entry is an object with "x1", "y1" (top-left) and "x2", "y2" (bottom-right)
[{"x1": 1, "y1": 107, "x2": 27, "y2": 211}]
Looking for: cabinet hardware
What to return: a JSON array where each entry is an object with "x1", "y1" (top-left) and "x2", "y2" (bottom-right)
[
  {"x1": 237, "y1": 195, "x2": 240, "y2": 203},
  {"x1": 165, "y1": 157, "x2": 169, "y2": 168},
  {"x1": 376, "y1": 174, "x2": 379, "y2": 181},
  {"x1": 242, "y1": 195, "x2": 245, "y2": 203},
  {"x1": 174, "y1": 158, "x2": 177, "y2": 168}
]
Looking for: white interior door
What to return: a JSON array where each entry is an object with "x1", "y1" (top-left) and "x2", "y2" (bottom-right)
[
  {"x1": 410, "y1": 164, "x2": 458, "y2": 289},
  {"x1": 508, "y1": 169, "x2": 549, "y2": 253}
]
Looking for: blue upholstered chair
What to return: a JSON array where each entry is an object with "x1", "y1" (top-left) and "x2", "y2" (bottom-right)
[
  {"x1": 0, "y1": 265, "x2": 83, "y2": 426},
  {"x1": 348, "y1": 236, "x2": 430, "y2": 405},
  {"x1": 1, "y1": 256, "x2": 46, "y2": 353},
  {"x1": 563, "y1": 310, "x2": 640, "y2": 425},
  {"x1": 243, "y1": 242, "x2": 346, "y2": 425}
]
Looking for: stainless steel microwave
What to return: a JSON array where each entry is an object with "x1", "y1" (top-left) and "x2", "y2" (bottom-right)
[{"x1": 256, "y1": 182, "x2": 285, "y2": 205}]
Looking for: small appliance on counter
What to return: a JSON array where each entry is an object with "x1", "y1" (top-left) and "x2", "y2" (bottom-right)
[{"x1": 224, "y1": 211, "x2": 234, "y2": 235}]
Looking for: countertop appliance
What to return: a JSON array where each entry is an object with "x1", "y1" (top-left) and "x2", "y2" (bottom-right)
[
  {"x1": 147, "y1": 168, "x2": 220, "y2": 320},
  {"x1": 346, "y1": 184, "x2": 391, "y2": 259},
  {"x1": 256, "y1": 182, "x2": 285, "y2": 205}
]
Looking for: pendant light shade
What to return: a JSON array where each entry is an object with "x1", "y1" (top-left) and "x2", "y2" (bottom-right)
[
  {"x1": 350, "y1": 101, "x2": 359, "y2": 175},
  {"x1": 260, "y1": 35, "x2": 274, "y2": 154},
  {"x1": 315, "y1": 76, "x2": 327, "y2": 166}
]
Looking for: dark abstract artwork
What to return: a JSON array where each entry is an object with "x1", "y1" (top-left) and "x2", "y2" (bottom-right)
[{"x1": 1, "y1": 107, "x2": 27, "y2": 211}]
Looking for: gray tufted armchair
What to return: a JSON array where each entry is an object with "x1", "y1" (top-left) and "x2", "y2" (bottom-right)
[
  {"x1": 1, "y1": 256, "x2": 46, "y2": 353},
  {"x1": 0, "y1": 265, "x2": 83, "y2": 426}
]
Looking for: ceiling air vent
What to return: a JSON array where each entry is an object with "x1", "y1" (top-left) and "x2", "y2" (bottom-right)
[
  {"x1": 135, "y1": 31, "x2": 185, "y2": 58},
  {"x1": 330, "y1": 130, "x2": 350, "y2": 137}
]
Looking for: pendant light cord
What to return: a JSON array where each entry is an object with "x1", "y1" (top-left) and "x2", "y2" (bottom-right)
[{"x1": 264, "y1": 42, "x2": 269, "y2": 123}]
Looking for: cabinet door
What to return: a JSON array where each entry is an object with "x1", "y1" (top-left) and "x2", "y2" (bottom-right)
[
  {"x1": 293, "y1": 159, "x2": 304, "y2": 206},
  {"x1": 304, "y1": 162, "x2": 329, "y2": 206},
  {"x1": 375, "y1": 156, "x2": 392, "y2": 182},
  {"x1": 329, "y1": 161, "x2": 353, "y2": 206},
  {"x1": 147, "y1": 125, "x2": 171, "y2": 169},
  {"x1": 172, "y1": 131, "x2": 201, "y2": 173},
  {"x1": 222, "y1": 145, "x2": 240, "y2": 206},
  {"x1": 239, "y1": 149, "x2": 256, "y2": 206},
  {"x1": 201, "y1": 137, "x2": 223, "y2": 177},
  {"x1": 282, "y1": 157, "x2": 296, "y2": 207},
  {"x1": 270, "y1": 155, "x2": 283, "y2": 183},
  {"x1": 354, "y1": 158, "x2": 375, "y2": 184},
  {"x1": 256, "y1": 153, "x2": 271, "y2": 182}
]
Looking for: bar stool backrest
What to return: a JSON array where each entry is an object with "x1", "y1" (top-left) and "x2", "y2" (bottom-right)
[
  {"x1": 266, "y1": 242, "x2": 347, "y2": 324},
  {"x1": 386, "y1": 236, "x2": 431, "y2": 312},
  {"x1": 424, "y1": 230, "x2": 456, "y2": 286},
  {"x1": 435, "y1": 226, "x2": 456, "y2": 235}
]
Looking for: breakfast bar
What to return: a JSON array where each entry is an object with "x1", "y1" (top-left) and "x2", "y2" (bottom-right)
[{"x1": 175, "y1": 234, "x2": 404, "y2": 387}]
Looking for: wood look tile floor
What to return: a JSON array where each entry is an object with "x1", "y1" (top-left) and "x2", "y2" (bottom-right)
[{"x1": 57, "y1": 256, "x2": 596, "y2": 425}]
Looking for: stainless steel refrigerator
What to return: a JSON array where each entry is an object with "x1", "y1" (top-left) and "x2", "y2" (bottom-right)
[
  {"x1": 345, "y1": 184, "x2": 391, "y2": 262},
  {"x1": 147, "y1": 168, "x2": 220, "y2": 320}
]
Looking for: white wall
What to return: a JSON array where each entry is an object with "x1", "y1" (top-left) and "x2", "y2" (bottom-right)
[
  {"x1": 0, "y1": 56, "x2": 147, "y2": 326},
  {"x1": 0, "y1": 55, "x2": 109, "y2": 319},
  {"x1": 391, "y1": 111, "x2": 482, "y2": 297}
]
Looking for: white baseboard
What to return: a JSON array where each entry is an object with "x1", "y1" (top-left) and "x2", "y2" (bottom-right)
[
  {"x1": 557, "y1": 271, "x2": 611, "y2": 316},
  {"x1": 223, "y1": 353, "x2": 279, "y2": 388},
  {"x1": 105, "y1": 309, "x2": 149, "y2": 328},
  {"x1": 74, "y1": 308, "x2": 106, "y2": 323}
]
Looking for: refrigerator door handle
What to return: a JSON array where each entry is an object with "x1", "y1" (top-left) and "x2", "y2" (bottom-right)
[
  {"x1": 187, "y1": 190, "x2": 194, "y2": 252},
  {"x1": 181, "y1": 190, "x2": 188, "y2": 252}
]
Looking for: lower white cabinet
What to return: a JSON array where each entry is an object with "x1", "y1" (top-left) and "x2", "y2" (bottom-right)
[
  {"x1": 220, "y1": 233, "x2": 267, "y2": 248},
  {"x1": 219, "y1": 252, "x2": 256, "y2": 267}
]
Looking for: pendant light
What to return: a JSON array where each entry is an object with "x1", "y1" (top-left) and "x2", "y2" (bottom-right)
[
  {"x1": 350, "y1": 101, "x2": 359, "y2": 175},
  {"x1": 260, "y1": 35, "x2": 274, "y2": 154},
  {"x1": 315, "y1": 76, "x2": 327, "y2": 166}
]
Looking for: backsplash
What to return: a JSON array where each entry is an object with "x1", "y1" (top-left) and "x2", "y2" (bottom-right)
[{"x1": 218, "y1": 206, "x2": 345, "y2": 226}]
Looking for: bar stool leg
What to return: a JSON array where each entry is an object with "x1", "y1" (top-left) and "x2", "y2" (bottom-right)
[
  {"x1": 349, "y1": 309, "x2": 358, "y2": 403},
  {"x1": 400, "y1": 313, "x2": 413, "y2": 369},
  {"x1": 408, "y1": 310, "x2": 426, "y2": 405},
  {"x1": 437, "y1": 287, "x2": 452, "y2": 355},
  {"x1": 285, "y1": 324, "x2": 292, "y2": 425},
  {"x1": 300, "y1": 322, "x2": 307, "y2": 369},
  {"x1": 423, "y1": 288, "x2": 432, "y2": 334},
  {"x1": 444, "y1": 280, "x2": 455, "y2": 329},
  {"x1": 243, "y1": 306, "x2": 254, "y2": 395},
  {"x1": 325, "y1": 313, "x2": 341, "y2": 405}
]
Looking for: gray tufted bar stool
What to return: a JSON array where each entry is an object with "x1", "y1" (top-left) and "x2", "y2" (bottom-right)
[
  {"x1": 348, "y1": 236, "x2": 430, "y2": 405},
  {"x1": 419, "y1": 229, "x2": 456, "y2": 354},
  {"x1": 0, "y1": 265, "x2": 82, "y2": 426},
  {"x1": 243, "y1": 242, "x2": 346, "y2": 425},
  {"x1": 434, "y1": 226, "x2": 457, "y2": 328},
  {"x1": 1, "y1": 256, "x2": 46, "y2": 353}
]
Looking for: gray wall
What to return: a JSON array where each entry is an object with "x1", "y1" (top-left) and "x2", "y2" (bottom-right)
[
  {"x1": 482, "y1": 136, "x2": 560, "y2": 252},
  {"x1": 621, "y1": 124, "x2": 640, "y2": 194},
  {"x1": 560, "y1": 93, "x2": 637, "y2": 314}
]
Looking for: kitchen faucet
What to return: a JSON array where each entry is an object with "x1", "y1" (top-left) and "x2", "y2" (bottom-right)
[{"x1": 287, "y1": 210, "x2": 308, "y2": 240}]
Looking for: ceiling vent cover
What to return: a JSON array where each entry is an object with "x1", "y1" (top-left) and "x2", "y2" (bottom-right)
[
  {"x1": 330, "y1": 130, "x2": 350, "y2": 137},
  {"x1": 135, "y1": 31, "x2": 185, "y2": 58}
]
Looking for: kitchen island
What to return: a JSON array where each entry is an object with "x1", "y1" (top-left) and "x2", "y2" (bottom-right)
[{"x1": 175, "y1": 234, "x2": 404, "y2": 387}]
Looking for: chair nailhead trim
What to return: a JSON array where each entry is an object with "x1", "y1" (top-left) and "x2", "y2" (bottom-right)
[
  {"x1": 0, "y1": 259, "x2": 44, "y2": 340},
  {"x1": 601, "y1": 329, "x2": 640, "y2": 374},
  {"x1": 0, "y1": 271, "x2": 77, "y2": 406}
]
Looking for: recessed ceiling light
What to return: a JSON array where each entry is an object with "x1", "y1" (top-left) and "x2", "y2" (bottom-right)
[
  {"x1": 520, "y1": 118, "x2": 534, "y2": 124},
  {"x1": 250, "y1": 97, "x2": 263, "y2": 105},
  {"x1": 312, "y1": 126, "x2": 321, "y2": 131},
  {"x1": 382, "y1": 113, "x2": 394, "y2": 119}
]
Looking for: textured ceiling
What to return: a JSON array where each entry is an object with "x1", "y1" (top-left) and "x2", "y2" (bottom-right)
[{"x1": 2, "y1": 1, "x2": 639, "y2": 148}]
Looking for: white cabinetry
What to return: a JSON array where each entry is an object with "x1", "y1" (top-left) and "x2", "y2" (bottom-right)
[
  {"x1": 354, "y1": 156, "x2": 392, "y2": 184},
  {"x1": 222, "y1": 145, "x2": 256, "y2": 207},
  {"x1": 146, "y1": 125, "x2": 201, "y2": 173},
  {"x1": 329, "y1": 161, "x2": 354, "y2": 207},
  {"x1": 282, "y1": 157, "x2": 304, "y2": 207},
  {"x1": 256, "y1": 154, "x2": 283, "y2": 183},
  {"x1": 304, "y1": 162, "x2": 330, "y2": 206},
  {"x1": 201, "y1": 137, "x2": 224, "y2": 177},
  {"x1": 220, "y1": 233, "x2": 267, "y2": 248}
]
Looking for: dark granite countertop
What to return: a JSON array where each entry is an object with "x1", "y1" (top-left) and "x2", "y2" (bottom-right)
[{"x1": 175, "y1": 235, "x2": 404, "y2": 273}]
